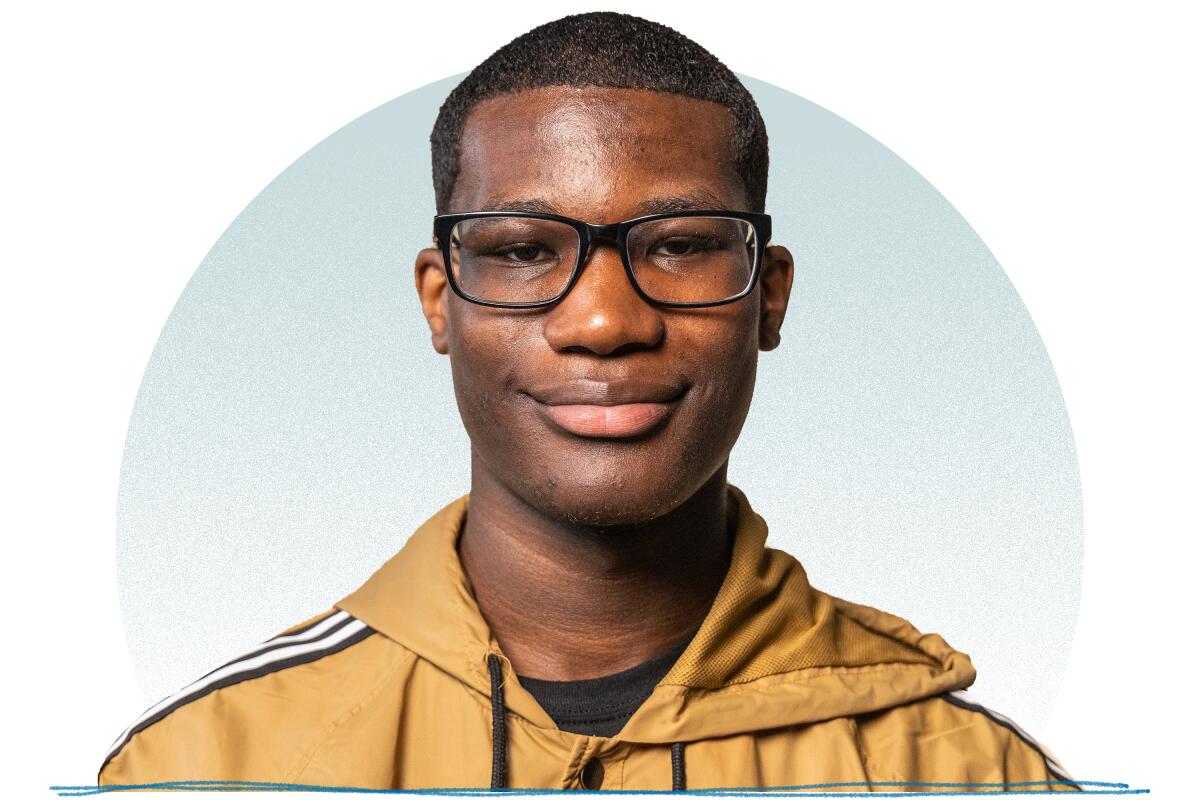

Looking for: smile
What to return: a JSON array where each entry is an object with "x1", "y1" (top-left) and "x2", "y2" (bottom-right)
[{"x1": 525, "y1": 378, "x2": 688, "y2": 439}]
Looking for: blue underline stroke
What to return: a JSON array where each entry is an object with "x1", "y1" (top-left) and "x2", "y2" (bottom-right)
[{"x1": 48, "y1": 779, "x2": 1148, "y2": 797}]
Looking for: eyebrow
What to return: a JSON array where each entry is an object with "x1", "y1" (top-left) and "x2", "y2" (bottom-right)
[{"x1": 478, "y1": 190, "x2": 734, "y2": 217}]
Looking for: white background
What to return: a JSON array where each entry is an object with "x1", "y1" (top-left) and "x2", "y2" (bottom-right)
[{"x1": 2, "y1": 1, "x2": 1195, "y2": 796}]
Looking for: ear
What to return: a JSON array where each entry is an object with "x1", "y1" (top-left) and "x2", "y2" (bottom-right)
[
  {"x1": 414, "y1": 245, "x2": 451, "y2": 355},
  {"x1": 757, "y1": 244, "x2": 795, "y2": 352}
]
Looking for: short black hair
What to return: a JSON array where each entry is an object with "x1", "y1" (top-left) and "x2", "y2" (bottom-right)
[{"x1": 430, "y1": 11, "x2": 769, "y2": 214}]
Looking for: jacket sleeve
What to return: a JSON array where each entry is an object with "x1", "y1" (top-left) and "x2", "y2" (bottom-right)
[
  {"x1": 98, "y1": 609, "x2": 373, "y2": 788},
  {"x1": 856, "y1": 693, "x2": 1081, "y2": 792},
  {"x1": 98, "y1": 669, "x2": 324, "y2": 787}
]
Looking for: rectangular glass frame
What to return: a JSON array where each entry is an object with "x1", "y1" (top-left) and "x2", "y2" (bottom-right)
[{"x1": 432, "y1": 210, "x2": 773, "y2": 309}]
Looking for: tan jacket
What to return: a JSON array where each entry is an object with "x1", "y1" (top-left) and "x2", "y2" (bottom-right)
[{"x1": 99, "y1": 485, "x2": 1076, "y2": 791}]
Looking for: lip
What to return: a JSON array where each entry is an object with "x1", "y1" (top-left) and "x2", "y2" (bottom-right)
[{"x1": 525, "y1": 378, "x2": 688, "y2": 439}]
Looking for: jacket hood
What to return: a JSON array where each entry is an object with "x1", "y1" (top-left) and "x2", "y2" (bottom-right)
[{"x1": 336, "y1": 484, "x2": 976, "y2": 744}]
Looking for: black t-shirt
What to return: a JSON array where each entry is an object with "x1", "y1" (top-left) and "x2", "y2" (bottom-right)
[{"x1": 516, "y1": 630, "x2": 697, "y2": 738}]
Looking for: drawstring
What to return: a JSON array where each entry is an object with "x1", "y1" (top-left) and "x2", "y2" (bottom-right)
[
  {"x1": 670, "y1": 742, "x2": 686, "y2": 790},
  {"x1": 486, "y1": 652, "x2": 687, "y2": 791},
  {"x1": 486, "y1": 653, "x2": 508, "y2": 789}
]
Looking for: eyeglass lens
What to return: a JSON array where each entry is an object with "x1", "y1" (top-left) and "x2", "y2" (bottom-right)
[{"x1": 448, "y1": 216, "x2": 757, "y2": 305}]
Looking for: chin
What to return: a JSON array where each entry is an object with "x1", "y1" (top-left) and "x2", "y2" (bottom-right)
[{"x1": 517, "y1": 469, "x2": 708, "y2": 529}]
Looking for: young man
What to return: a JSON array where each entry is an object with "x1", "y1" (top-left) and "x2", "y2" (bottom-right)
[{"x1": 99, "y1": 12, "x2": 1076, "y2": 792}]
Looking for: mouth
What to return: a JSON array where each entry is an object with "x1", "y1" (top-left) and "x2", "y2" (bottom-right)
[{"x1": 525, "y1": 378, "x2": 688, "y2": 439}]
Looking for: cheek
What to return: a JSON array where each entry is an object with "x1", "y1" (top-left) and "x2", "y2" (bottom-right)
[
  {"x1": 445, "y1": 309, "x2": 538, "y2": 442},
  {"x1": 448, "y1": 328, "x2": 505, "y2": 420},
  {"x1": 691, "y1": 303, "x2": 761, "y2": 399}
]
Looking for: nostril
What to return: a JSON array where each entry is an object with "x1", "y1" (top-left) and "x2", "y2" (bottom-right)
[{"x1": 559, "y1": 340, "x2": 657, "y2": 358}]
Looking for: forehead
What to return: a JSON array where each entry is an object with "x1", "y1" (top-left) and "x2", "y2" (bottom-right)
[{"x1": 452, "y1": 85, "x2": 747, "y2": 218}]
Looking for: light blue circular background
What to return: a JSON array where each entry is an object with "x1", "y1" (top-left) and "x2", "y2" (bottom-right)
[{"x1": 116, "y1": 74, "x2": 1082, "y2": 732}]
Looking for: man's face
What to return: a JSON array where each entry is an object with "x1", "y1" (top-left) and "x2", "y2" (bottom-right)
[{"x1": 415, "y1": 86, "x2": 793, "y2": 526}]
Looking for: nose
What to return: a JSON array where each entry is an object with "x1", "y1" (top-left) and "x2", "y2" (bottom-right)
[{"x1": 542, "y1": 238, "x2": 665, "y2": 356}]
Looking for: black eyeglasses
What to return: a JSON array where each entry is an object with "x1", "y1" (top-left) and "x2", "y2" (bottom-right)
[{"x1": 432, "y1": 210, "x2": 772, "y2": 309}]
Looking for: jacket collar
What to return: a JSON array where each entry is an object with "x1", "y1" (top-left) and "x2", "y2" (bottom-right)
[{"x1": 336, "y1": 484, "x2": 976, "y2": 742}]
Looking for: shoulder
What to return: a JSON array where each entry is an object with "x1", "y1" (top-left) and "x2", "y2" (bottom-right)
[
  {"x1": 855, "y1": 690, "x2": 1079, "y2": 792},
  {"x1": 98, "y1": 607, "x2": 405, "y2": 787}
]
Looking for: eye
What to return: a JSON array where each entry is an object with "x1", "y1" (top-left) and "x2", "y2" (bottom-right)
[
  {"x1": 494, "y1": 243, "x2": 553, "y2": 264},
  {"x1": 651, "y1": 236, "x2": 721, "y2": 257}
]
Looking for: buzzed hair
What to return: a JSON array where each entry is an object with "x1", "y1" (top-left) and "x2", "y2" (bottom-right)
[{"x1": 430, "y1": 11, "x2": 769, "y2": 214}]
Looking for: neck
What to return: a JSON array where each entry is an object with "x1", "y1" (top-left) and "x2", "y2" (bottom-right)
[{"x1": 459, "y1": 457, "x2": 733, "y2": 680}]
